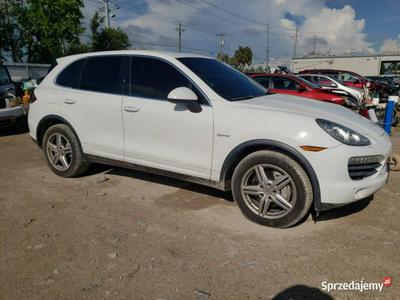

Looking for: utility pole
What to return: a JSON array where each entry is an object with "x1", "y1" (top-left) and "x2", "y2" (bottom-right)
[
  {"x1": 216, "y1": 34, "x2": 226, "y2": 60},
  {"x1": 293, "y1": 26, "x2": 299, "y2": 58},
  {"x1": 313, "y1": 35, "x2": 316, "y2": 55},
  {"x1": 266, "y1": 22, "x2": 269, "y2": 72},
  {"x1": 104, "y1": 0, "x2": 109, "y2": 28},
  {"x1": 175, "y1": 22, "x2": 185, "y2": 52},
  {"x1": 98, "y1": 0, "x2": 119, "y2": 28}
]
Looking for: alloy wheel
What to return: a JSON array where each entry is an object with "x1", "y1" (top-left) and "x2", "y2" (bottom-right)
[
  {"x1": 46, "y1": 133, "x2": 73, "y2": 171},
  {"x1": 240, "y1": 164, "x2": 297, "y2": 219}
]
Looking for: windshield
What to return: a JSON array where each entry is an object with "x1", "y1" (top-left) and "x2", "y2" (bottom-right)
[
  {"x1": 177, "y1": 58, "x2": 269, "y2": 101},
  {"x1": 294, "y1": 76, "x2": 321, "y2": 89}
]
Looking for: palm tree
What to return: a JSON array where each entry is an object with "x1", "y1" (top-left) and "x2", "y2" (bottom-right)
[{"x1": 234, "y1": 46, "x2": 253, "y2": 71}]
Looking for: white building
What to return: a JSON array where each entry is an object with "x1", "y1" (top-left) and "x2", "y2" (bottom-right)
[{"x1": 291, "y1": 52, "x2": 400, "y2": 76}]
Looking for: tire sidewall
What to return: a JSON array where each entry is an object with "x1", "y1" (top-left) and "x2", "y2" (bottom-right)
[
  {"x1": 232, "y1": 151, "x2": 312, "y2": 228},
  {"x1": 42, "y1": 125, "x2": 80, "y2": 178}
]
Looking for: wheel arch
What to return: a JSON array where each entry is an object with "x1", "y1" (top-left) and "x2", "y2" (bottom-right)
[
  {"x1": 36, "y1": 115, "x2": 83, "y2": 154},
  {"x1": 219, "y1": 139, "x2": 322, "y2": 211}
]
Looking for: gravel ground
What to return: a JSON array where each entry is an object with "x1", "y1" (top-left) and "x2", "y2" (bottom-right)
[{"x1": 0, "y1": 119, "x2": 399, "y2": 300}]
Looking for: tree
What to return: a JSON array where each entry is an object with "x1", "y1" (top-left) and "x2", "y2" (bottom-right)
[
  {"x1": 8, "y1": 0, "x2": 85, "y2": 63},
  {"x1": 66, "y1": 39, "x2": 90, "y2": 56},
  {"x1": 233, "y1": 46, "x2": 253, "y2": 71},
  {"x1": 89, "y1": 11, "x2": 131, "y2": 52},
  {"x1": 256, "y1": 66, "x2": 265, "y2": 73},
  {"x1": 0, "y1": 2, "x2": 24, "y2": 62},
  {"x1": 216, "y1": 53, "x2": 230, "y2": 64},
  {"x1": 92, "y1": 28, "x2": 132, "y2": 52}
]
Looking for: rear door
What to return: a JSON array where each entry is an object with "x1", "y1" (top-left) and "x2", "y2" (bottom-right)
[
  {"x1": 60, "y1": 56, "x2": 125, "y2": 161},
  {"x1": 270, "y1": 76, "x2": 304, "y2": 96}
]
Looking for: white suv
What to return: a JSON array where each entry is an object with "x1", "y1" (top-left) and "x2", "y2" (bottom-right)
[{"x1": 28, "y1": 51, "x2": 392, "y2": 228}]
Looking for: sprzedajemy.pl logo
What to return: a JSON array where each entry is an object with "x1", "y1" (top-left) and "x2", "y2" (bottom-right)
[{"x1": 322, "y1": 278, "x2": 392, "y2": 293}]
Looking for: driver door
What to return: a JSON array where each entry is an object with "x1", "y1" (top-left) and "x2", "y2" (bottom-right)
[{"x1": 122, "y1": 56, "x2": 213, "y2": 179}]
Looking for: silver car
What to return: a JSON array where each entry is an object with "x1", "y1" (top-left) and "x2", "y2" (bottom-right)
[{"x1": 298, "y1": 74, "x2": 365, "y2": 107}]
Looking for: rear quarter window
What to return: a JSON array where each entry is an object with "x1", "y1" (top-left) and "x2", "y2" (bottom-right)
[{"x1": 56, "y1": 59, "x2": 86, "y2": 88}]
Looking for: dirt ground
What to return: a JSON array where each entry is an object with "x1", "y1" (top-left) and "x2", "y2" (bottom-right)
[{"x1": 0, "y1": 118, "x2": 399, "y2": 300}]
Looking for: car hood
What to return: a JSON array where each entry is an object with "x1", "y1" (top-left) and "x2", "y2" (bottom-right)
[{"x1": 237, "y1": 94, "x2": 386, "y2": 138}]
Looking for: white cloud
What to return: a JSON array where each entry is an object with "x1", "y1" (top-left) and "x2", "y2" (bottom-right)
[
  {"x1": 380, "y1": 38, "x2": 400, "y2": 52},
  {"x1": 80, "y1": 0, "x2": 385, "y2": 62}
]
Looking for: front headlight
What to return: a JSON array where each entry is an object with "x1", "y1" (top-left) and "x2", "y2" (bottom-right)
[{"x1": 316, "y1": 119, "x2": 371, "y2": 146}]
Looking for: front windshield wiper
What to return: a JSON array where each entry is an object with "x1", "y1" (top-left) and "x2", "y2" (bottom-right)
[
  {"x1": 230, "y1": 95, "x2": 254, "y2": 101},
  {"x1": 229, "y1": 92, "x2": 270, "y2": 101}
]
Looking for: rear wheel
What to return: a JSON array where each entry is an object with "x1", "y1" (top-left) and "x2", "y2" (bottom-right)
[
  {"x1": 231, "y1": 151, "x2": 313, "y2": 228},
  {"x1": 42, "y1": 124, "x2": 89, "y2": 177}
]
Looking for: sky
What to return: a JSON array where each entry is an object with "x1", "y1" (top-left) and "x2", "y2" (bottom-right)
[{"x1": 82, "y1": 0, "x2": 400, "y2": 67}]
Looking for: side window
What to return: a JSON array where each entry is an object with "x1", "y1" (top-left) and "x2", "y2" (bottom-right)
[
  {"x1": 316, "y1": 76, "x2": 334, "y2": 86},
  {"x1": 130, "y1": 57, "x2": 206, "y2": 103},
  {"x1": 301, "y1": 75, "x2": 313, "y2": 83},
  {"x1": 56, "y1": 59, "x2": 86, "y2": 88},
  {"x1": 80, "y1": 56, "x2": 123, "y2": 94},
  {"x1": 252, "y1": 76, "x2": 270, "y2": 89},
  {"x1": 341, "y1": 73, "x2": 358, "y2": 82},
  {"x1": 0, "y1": 66, "x2": 11, "y2": 85},
  {"x1": 273, "y1": 77, "x2": 301, "y2": 90}
]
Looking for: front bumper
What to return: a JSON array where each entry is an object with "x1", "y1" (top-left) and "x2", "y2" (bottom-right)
[
  {"x1": 299, "y1": 134, "x2": 392, "y2": 211},
  {"x1": 0, "y1": 106, "x2": 23, "y2": 127}
]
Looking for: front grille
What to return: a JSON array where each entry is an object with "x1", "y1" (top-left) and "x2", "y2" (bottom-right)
[
  {"x1": 348, "y1": 162, "x2": 381, "y2": 180},
  {"x1": 0, "y1": 98, "x2": 6, "y2": 109}
]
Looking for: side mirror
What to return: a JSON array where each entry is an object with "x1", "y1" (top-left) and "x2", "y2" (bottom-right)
[
  {"x1": 353, "y1": 79, "x2": 360, "y2": 84},
  {"x1": 330, "y1": 83, "x2": 338, "y2": 88},
  {"x1": 297, "y1": 85, "x2": 306, "y2": 92},
  {"x1": 167, "y1": 87, "x2": 202, "y2": 113}
]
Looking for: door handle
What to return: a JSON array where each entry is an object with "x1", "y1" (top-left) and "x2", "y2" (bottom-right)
[
  {"x1": 5, "y1": 87, "x2": 14, "y2": 91},
  {"x1": 124, "y1": 106, "x2": 140, "y2": 113},
  {"x1": 63, "y1": 99, "x2": 76, "y2": 104}
]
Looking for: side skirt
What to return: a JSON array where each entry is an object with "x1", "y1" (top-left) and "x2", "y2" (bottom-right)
[{"x1": 85, "y1": 154, "x2": 227, "y2": 191}]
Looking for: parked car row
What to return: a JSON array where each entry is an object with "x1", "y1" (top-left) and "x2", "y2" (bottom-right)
[
  {"x1": 247, "y1": 72, "x2": 360, "y2": 108},
  {"x1": 28, "y1": 50, "x2": 392, "y2": 228}
]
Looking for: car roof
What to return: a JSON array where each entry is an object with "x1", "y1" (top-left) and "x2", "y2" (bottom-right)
[
  {"x1": 247, "y1": 73, "x2": 299, "y2": 77},
  {"x1": 56, "y1": 50, "x2": 214, "y2": 64}
]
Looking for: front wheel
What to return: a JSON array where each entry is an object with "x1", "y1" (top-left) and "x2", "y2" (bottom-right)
[
  {"x1": 42, "y1": 124, "x2": 89, "y2": 177},
  {"x1": 231, "y1": 151, "x2": 313, "y2": 228}
]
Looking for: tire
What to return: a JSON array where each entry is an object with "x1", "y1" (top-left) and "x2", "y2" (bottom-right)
[
  {"x1": 231, "y1": 150, "x2": 313, "y2": 228},
  {"x1": 390, "y1": 154, "x2": 400, "y2": 171},
  {"x1": 42, "y1": 124, "x2": 89, "y2": 177}
]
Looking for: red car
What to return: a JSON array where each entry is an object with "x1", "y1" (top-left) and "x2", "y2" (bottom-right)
[
  {"x1": 247, "y1": 73, "x2": 346, "y2": 105},
  {"x1": 298, "y1": 69, "x2": 379, "y2": 91}
]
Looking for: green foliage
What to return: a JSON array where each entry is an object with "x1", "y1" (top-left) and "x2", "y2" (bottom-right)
[
  {"x1": 216, "y1": 53, "x2": 230, "y2": 64},
  {"x1": 0, "y1": 2, "x2": 24, "y2": 62},
  {"x1": 2, "y1": 0, "x2": 85, "y2": 63},
  {"x1": 88, "y1": 11, "x2": 131, "y2": 52},
  {"x1": 257, "y1": 66, "x2": 265, "y2": 73},
  {"x1": 233, "y1": 46, "x2": 253, "y2": 71},
  {"x1": 66, "y1": 39, "x2": 90, "y2": 56},
  {"x1": 92, "y1": 28, "x2": 132, "y2": 52}
]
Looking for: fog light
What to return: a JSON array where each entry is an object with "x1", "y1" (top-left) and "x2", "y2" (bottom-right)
[{"x1": 348, "y1": 155, "x2": 384, "y2": 165}]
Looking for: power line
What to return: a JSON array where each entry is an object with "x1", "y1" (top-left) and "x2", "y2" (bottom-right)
[{"x1": 174, "y1": 0, "x2": 250, "y2": 28}]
